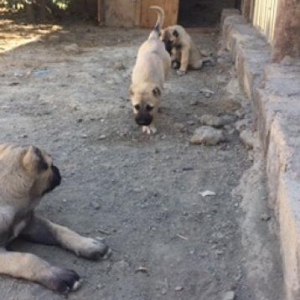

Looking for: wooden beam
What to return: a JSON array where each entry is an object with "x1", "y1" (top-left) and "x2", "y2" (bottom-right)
[
  {"x1": 272, "y1": 0, "x2": 300, "y2": 62},
  {"x1": 97, "y1": 0, "x2": 105, "y2": 26},
  {"x1": 242, "y1": 0, "x2": 252, "y2": 22},
  {"x1": 134, "y1": 0, "x2": 142, "y2": 27}
]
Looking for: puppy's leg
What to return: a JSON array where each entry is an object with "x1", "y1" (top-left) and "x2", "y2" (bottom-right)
[
  {"x1": 21, "y1": 215, "x2": 110, "y2": 260},
  {"x1": 171, "y1": 48, "x2": 181, "y2": 70},
  {"x1": 0, "y1": 249, "x2": 80, "y2": 293},
  {"x1": 177, "y1": 46, "x2": 190, "y2": 76}
]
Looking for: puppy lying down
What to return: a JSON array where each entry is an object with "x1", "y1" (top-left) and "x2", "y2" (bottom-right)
[{"x1": 0, "y1": 144, "x2": 110, "y2": 293}]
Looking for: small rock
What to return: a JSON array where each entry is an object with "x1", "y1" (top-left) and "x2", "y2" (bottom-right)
[
  {"x1": 63, "y1": 43, "x2": 80, "y2": 53},
  {"x1": 215, "y1": 250, "x2": 224, "y2": 256},
  {"x1": 187, "y1": 120, "x2": 195, "y2": 126},
  {"x1": 200, "y1": 114, "x2": 225, "y2": 128},
  {"x1": 235, "y1": 119, "x2": 251, "y2": 132},
  {"x1": 261, "y1": 213, "x2": 271, "y2": 221},
  {"x1": 190, "y1": 126, "x2": 226, "y2": 146},
  {"x1": 99, "y1": 135, "x2": 106, "y2": 140},
  {"x1": 222, "y1": 291, "x2": 235, "y2": 300},
  {"x1": 240, "y1": 130, "x2": 258, "y2": 149},
  {"x1": 217, "y1": 48, "x2": 229, "y2": 57},
  {"x1": 96, "y1": 284, "x2": 104, "y2": 290},
  {"x1": 62, "y1": 199, "x2": 67, "y2": 203},
  {"x1": 114, "y1": 63, "x2": 126, "y2": 71},
  {"x1": 281, "y1": 55, "x2": 294, "y2": 66},
  {"x1": 71, "y1": 105, "x2": 79, "y2": 111},
  {"x1": 81, "y1": 134, "x2": 88, "y2": 138},
  {"x1": 175, "y1": 286, "x2": 184, "y2": 291},
  {"x1": 190, "y1": 100, "x2": 199, "y2": 106},
  {"x1": 217, "y1": 74, "x2": 228, "y2": 84},
  {"x1": 182, "y1": 167, "x2": 194, "y2": 171},
  {"x1": 174, "y1": 123, "x2": 186, "y2": 132},
  {"x1": 22, "y1": 134, "x2": 28, "y2": 138},
  {"x1": 235, "y1": 108, "x2": 246, "y2": 119},
  {"x1": 222, "y1": 114, "x2": 238, "y2": 124},
  {"x1": 161, "y1": 288, "x2": 167, "y2": 295},
  {"x1": 77, "y1": 118, "x2": 83, "y2": 123},
  {"x1": 226, "y1": 78, "x2": 241, "y2": 95},
  {"x1": 91, "y1": 201, "x2": 100, "y2": 210}
]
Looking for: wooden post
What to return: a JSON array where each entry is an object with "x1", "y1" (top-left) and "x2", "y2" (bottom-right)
[
  {"x1": 26, "y1": 2, "x2": 35, "y2": 23},
  {"x1": 39, "y1": 0, "x2": 47, "y2": 22},
  {"x1": 272, "y1": 0, "x2": 300, "y2": 62},
  {"x1": 97, "y1": 0, "x2": 105, "y2": 25},
  {"x1": 134, "y1": 0, "x2": 141, "y2": 27},
  {"x1": 242, "y1": 0, "x2": 252, "y2": 22}
]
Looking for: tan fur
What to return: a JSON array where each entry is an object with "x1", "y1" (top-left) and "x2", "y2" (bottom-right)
[
  {"x1": 0, "y1": 144, "x2": 110, "y2": 293},
  {"x1": 130, "y1": 6, "x2": 171, "y2": 134},
  {"x1": 160, "y1": 25, "x2": 214, "y2": 76}
]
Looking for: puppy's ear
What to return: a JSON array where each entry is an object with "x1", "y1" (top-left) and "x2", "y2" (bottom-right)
[
  {"x1": 152, "y1": 87, "x2": 161, "y2": 97},
  {"x1": 22, "y1": 146, "x2": 48, "y2": 173},
  {"x1": 173, "y1": 30, "x2": 179, "y2": 38}
]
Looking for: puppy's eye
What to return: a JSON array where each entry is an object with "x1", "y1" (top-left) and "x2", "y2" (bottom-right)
[
  {"x1": 146, "y1": 104, "x2": 154, "y2": 111},
  {"x1": 134, "y1": 104, "x2": 140, "y2": 111},
  {"x1": 39, "y1": 161, "x2": 48, "y2": 171}
]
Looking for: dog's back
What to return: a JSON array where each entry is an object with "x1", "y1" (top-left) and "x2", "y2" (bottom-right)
[{"x1": 132, "y1": 6, "x2": 170, "y2": 87}]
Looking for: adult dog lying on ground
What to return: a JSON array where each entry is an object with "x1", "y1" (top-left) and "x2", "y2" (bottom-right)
[
  {"x1": 160, "y1": 25, "x2": 215, "y2": 76},
  {"x1": 0, "y1": 144, "x2": 110, "y2": 293},
  {"x1": 129, "y1": 5, "x2": 171, "y2": 134}
]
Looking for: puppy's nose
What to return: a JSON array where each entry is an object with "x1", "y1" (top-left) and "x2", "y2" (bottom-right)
[
  {"x1": 135, "y1": 114, "x2": 152, "y2": 126},
  {"x1": 51, "y1": 165, "x2": 61, "y2": 187}
]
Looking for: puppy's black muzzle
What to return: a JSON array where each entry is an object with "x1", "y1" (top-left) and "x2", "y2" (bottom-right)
[
  {"x1": 43, "y1": 165, "x2": 62, "y2": 195},
  {"x1": 135, "y1": 113, "x2": 153, "y2": 126}
]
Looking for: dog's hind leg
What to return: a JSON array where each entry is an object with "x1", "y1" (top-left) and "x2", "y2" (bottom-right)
[
  {"x1": 21, "y1": 215, "x2": 111, "y2": 260},
  {"x1": 0, "y1": 249, "x2": 80, "y2": 293}
]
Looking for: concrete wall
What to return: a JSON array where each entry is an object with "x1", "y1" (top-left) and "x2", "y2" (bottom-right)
[{"x1": 221, "y1": 9, "x2": 300, "y2": 300}]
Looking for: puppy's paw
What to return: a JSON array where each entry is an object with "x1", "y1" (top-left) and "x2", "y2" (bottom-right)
[
  {"x1": 171, "y1": 60, "x2": 180, "y2": 69},
  {"x1": 142, "y1": 126, "x2": 157, "y2": 134},
  {"x1": 44, "y1": 266, "x2": 80, "y2": 293},
  {"x1": 142, "y1": 126, "x2": 151, "y2": 134},
  {"x1": 76, "y1": 237, "x2": 111, "y2": 261},
  {"x1": 149, "y1": 124, "x2": 157, "y2": 134},
  {"x1": 177, "y1": 70, "x2": 186, "y2": 76}
]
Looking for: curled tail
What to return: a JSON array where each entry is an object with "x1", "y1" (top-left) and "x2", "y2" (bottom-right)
[{"x1": 148, "y1": 6, "x2": 165, "y2": 39}]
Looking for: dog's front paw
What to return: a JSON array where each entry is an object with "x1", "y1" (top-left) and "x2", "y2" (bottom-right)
[
  {"x1": 76, "y1": 237, "x2": 111, "y2": 261},
  {"x1": 142, "y1": 125, "x2": 157, "y2": 134},
  {"x1": 43, "y1": 266, "x2": 80, "y2": 293},
  {"x1": 177, "y1": 69, "x2": 186, "y2": 76}
]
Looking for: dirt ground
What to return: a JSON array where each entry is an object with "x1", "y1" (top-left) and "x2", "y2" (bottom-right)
[{"x1": 0, "y1": 17, "x2": 284, "y2": 300}]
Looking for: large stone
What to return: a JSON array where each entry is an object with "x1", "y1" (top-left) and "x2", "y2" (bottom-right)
[
  {"x1": 190, "y1": 126, "x2": 226, "y2": 145},
  {"x1": 199, "y1": 114, "x2": 225, "y2": 127}
]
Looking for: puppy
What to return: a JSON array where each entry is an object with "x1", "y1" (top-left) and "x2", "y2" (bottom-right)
[
  {"x1": 130, "y1": 6, "x2": 171, "y2": 134},
  {"x1": 160, "y1": 25, "x2": 215, "y2": 76},
  {"x1": 0, "y1": 144, "x2": 110, "y2": 293}
]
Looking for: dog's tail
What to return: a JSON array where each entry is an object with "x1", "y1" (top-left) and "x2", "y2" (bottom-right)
[{"x1": 148, "y1": 6, "x2": 165, "y2": 39}]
